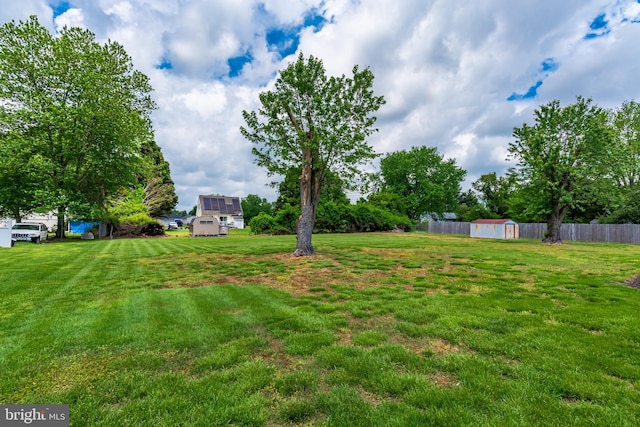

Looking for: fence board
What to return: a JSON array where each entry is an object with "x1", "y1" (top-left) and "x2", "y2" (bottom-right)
[
  {"x1": 425, "y1": 222, "x2": 640, "y2": 244},
  {"x1": 427, "y1": 222, "x2": 470, "y2": 235}
]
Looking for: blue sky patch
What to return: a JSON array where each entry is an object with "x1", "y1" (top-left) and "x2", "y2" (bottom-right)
[
  {"x1": 265, "y1": 8, "x2": 326, "y2": 59},
  {"x1": 155, "y1": 58, "x2": 173, "y2": 71},
  {"x1": 49, "y1": 1, "x2": 72, "y2": 19},
  {"x1": 584, "y1": 12, "x2": 611, "y2": 39},
  {"x1": 507, "y1": 80, "x2": 543, "y2": 101},
  {"x1": 304, "y1": 10, "x2": 327, "y2": 31},
  {"x1": 590, "y1": 13, "x2": 608, "y2": 30},
  {"x1": 540, "y1": 58, "x2": 559, "y2": 73},
  {"x1": 228, "y1": 52, "x2": 254, "y2": 78},
  {"x1": 266, "y1": 28, "x2": 300, "y2": 58},
  {"x1": 223, "y1": 5, "x2": 327, "y2": 78}
]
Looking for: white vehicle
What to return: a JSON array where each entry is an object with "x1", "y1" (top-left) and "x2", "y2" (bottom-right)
[{"x1": 12, "y1": 222, "x2": 48, "y2": 244}]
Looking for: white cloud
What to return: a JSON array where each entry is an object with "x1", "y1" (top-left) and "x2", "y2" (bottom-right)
[
  {"x1": 262, "y1": 0, "x2": 324, "y2": 24},
  {"x1": 104, "y1": 2, "x2": 134, "y2": 23},
  {"x1": 3, "y1": 0, "x2": 640, "y2": 210},
  {"x1": 0, "y1": 0, "x2": 53, "y2": 30},
  {"x1": 54, "y1": 8, "x2": 86, "y2": 30},
  {"x1": 177, "y1": 84, "x2": 228, "y2": 119}
]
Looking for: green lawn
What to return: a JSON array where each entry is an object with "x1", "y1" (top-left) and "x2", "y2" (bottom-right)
[{"x1": 1, "y1": 231, "x2": 638, "y2": 426}]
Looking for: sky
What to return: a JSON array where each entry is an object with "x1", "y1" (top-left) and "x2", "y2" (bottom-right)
[{"x1": 3, "y1": 0, "x2": 640, "y2": 211}]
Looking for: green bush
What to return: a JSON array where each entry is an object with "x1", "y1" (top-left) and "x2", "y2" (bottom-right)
[
  {"x1": 249, "y1": 212, "x2": 277, "y2": 234},
  {"x1": 347, "y1": 203, "x2": 412, "y2": 232},
  {"x1": 250, "y1": 202, "x2": 412, "y2": 235},
  {"x1": 315, "y1": 201, "x2": 350, "y2": 233},
  {"x1": 118, "y1": 212, "x2": 157, "y2": 226},
  {"x1": 107, "y1": 187, "x2": 149, "y2": 223},
  {"x1": 274, "y1": 205, "x2": 300, "y2": 234}
]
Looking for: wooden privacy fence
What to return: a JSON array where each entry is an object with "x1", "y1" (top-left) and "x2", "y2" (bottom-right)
[{"x1": 425, "y1": 222, "x2": 640, "y2": 244}]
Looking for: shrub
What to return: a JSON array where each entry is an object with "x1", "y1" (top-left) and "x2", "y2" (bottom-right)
[
  {"x1": 111, "y1": 212, "x2": 164, "y2": 238},
  {"x1": 249, "y1": 202, "x2": 412, "y2": 235},
  {"x1": 107, "y1": 187, "x2": 149, "y2": 224},
  {"x1": 118, "y1": 212, "x2": 156, "y2": 226},
  {"x1": 347, "y1": 203, "x2": 412, "y2": 232},
  {"x1": 274, "y1": 205, "x2": 300, "y2": 234},
  {"x1": 315, "y1": 201, "x2": 350, "y2": 233},
  {"x1": 249, "y1": 212, "x2": 277, "y2": 234}
]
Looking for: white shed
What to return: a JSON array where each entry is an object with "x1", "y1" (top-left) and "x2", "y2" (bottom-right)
[{"x1": 470, "y1": 219, "x2": 519, "y2": 240}]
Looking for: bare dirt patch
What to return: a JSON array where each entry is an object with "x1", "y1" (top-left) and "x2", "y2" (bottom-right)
[
  {"x1": 428, "y1": 338, "x2": 461, "y2": 355},
  {"x1": 358, "y1": 387, "x2": 401, "y2": 406},
  {"x1": 430, "y1": 371, "x2": 460, "y2": 388},
  {"x1": 624, "y1": 274, "x2": 640, "y2": 289}
]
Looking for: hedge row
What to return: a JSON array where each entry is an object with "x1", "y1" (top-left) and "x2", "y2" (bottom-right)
[{"x1": 249, "y1": 202, "x2": 413, "y2": 234}]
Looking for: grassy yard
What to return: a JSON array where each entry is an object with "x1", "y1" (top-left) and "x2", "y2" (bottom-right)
[{"x1": 0, "y1": 230, "x2": 638, "y2": 426}]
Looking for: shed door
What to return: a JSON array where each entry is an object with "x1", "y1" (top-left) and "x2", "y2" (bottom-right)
[{"x1": 506, "y1": 224, "x2": 515, "y2": 239}]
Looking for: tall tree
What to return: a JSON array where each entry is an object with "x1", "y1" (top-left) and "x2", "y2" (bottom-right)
[
  {"x1": 0, "y1": 16, "x2": 156, "y2": 237},
  {"x1": 241, "y1": 53, "x2": 384, "y2": 256},
  {"x1": 599, "y1": 100, "x2": 640, "y2": 223},
  {"x1": 611, "y1": 100, "x2": 640, "y2": 188},
  {"x1": 508, "y1": 97, "x2": 614, "y2": 243},
  {"x1": 378, "y1": 146, "x2": 466, "y2": 221},
  {"x1": 140, "y1": 137, "x2": 178, "y2": 217}
]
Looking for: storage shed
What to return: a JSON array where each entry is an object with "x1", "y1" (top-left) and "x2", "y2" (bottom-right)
[
  {"x1": 470, "y1": 219, "x2": 519, "y2": 240},
  {"x1": 190, "y1": 216, "x2": 227, "y2": 237}
]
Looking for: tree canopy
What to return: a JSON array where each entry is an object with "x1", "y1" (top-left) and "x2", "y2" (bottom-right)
[
  {"x1": 241, "y1": 53, "x2": 385, "y2": 256},
  {"x1": 471, "y1": 172, "x2": 514, "y2": 218},
  {"x1": 508, "y1": 97, "x2": 615, "y2": 242},
  {"x1": 611, "y1": 100, "x2": 640, "y2": 188},
  {"x1": 377, "y1": 146, "x2": 465, "y2": 221},
  {"x1": 0, "y1": 16, "x2": 157, "y2": 236},
  {"x1": 0, "y1": 132, "x2": 48, "y2": 221},
  {"x1": 598, "y1": 100, "x2": 640, "y2": 223},
  {"x1": 241, "y1": 194, "x2": 273, "y2": 224}
]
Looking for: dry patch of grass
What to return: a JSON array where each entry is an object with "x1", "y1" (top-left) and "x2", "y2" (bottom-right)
[
  {"x1": 35, "y1": 353, "x2": 115, "y2": 395},
  {"x1": 430, "y1": 371, "x2": 460, "y2": 388},
  {"x1": 427, "y1": 338, "x2": 462, "y2": 355},
  {"x1": 141, "y1": 245, "x2": 514, "y2": 300}
]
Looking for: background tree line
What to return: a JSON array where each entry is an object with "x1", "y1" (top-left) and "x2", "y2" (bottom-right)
[{"x1": 243, "y1": 94, "x2": 640, "y2": 245}]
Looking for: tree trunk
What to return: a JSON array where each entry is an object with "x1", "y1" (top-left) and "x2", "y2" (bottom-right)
[
  {"x1": 56, "y1": 206, "x2": 66, "y2": 239},
  {"x1": 293, "y1": 148, "x2": 319, "y2": 257},
  {"x1": 542, "y1": 207, "x2": 567, "y2": 244},
  {"x1": 294, "y1": 202, "x2": 315, "y2": 256}
]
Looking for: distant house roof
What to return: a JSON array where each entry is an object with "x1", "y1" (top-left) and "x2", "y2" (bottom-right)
[
  {"x1": 198, "y1": 195, "x2": 243, "y2": 216},
  {"x1": 472, "y1": 219, "x2": 516, "y2": 224},
  {"x1": 421, "y1": 212, "x2": 457, "y2": 222}
]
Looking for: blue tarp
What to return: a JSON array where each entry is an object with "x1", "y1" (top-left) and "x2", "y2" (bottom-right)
[{"x1": 69, "y1": 221, "x2": 97, "y2": 234}]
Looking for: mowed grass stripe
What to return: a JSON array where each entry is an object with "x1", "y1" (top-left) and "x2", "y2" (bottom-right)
[{"x1": 0, "y1": 241, "x2": 118, "y2": 359}]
